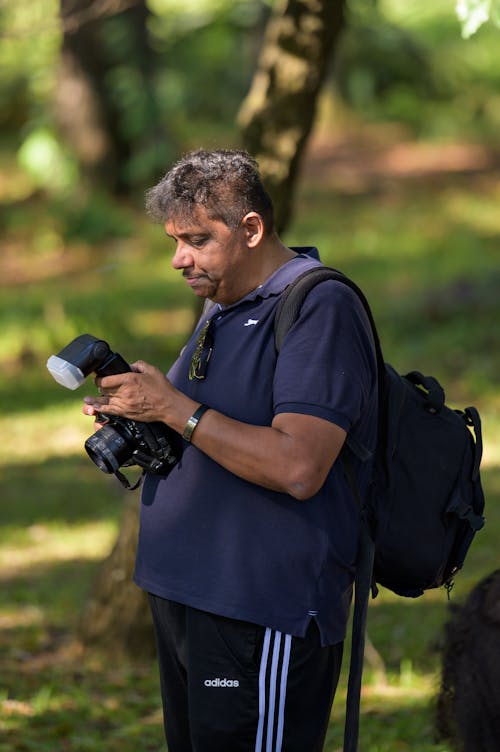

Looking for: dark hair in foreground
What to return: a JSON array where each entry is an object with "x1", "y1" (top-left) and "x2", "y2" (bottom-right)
[
  {"x1": 435, "y1": 569, "x2": 500, "y2": 751},
  {"x1": 145, "y1": 149, "x2": 274, "y2": 233}
]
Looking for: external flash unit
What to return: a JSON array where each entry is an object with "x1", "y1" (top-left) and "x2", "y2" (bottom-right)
[
  {"x1": 46, "y1": 333, "x2": 131, "y2": 389},
  {"x1": 46, "y1": 334, "x2": 181, "y2": 488}
]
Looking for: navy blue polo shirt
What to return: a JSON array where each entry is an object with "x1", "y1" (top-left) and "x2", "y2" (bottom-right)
[{"x1": 134, "y1": 250, "x2": 377, "y2": 646}]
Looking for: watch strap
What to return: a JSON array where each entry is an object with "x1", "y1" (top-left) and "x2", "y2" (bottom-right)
[{"x1": 182, "y1": 404, "x2": 209, "y2": 442}]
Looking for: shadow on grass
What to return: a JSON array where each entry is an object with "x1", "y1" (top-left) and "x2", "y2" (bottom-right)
[
  {"x1": 1, "y1": 652, "x2": 164, "y2": 752},
  {"x1": 0, "y1": 556, "x2": 103, "y2": 659},
  {"x1": 2, "y1": 455, "x2": 127, "y2": 528}
]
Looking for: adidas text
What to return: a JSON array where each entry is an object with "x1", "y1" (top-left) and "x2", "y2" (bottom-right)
[{"x1": 204, "y1": 678, "x2": 240, "y2": 688}]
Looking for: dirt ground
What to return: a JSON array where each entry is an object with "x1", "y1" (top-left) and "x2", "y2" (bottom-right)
[{"x1": 302, "y1": 127, "x2": 500, "y2": 193}]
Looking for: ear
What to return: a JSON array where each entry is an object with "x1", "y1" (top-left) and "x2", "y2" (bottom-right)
[{"x1": 241, "y1": 212, "x2": 265, "y2": 248}]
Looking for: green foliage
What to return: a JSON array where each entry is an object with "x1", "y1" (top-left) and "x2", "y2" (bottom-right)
[
  {"x1": 148, "y1": 0, "x2": 262, "y2": 145},
  {"x1": 0, "y1": 0, "x2": 61, "y2": 127},
  {"x1": 334, "y1": 21, "x2": 441, "y2": 132},
  {"x1": 17, "y1": 128, "x2": 78, "y2": 192},
  {"x1": 0, "y1": 0, "x2": 261, "y2": 196},
  {"x1": 335, "y1": 0, "x2": 500, "y2": 139},
  {"x1": 55, "y1": 193, "x2": 135, "y2": 244}
]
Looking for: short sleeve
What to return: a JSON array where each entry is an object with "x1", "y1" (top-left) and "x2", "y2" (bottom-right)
[{"x1": 273, "y1": 280, "x2": 376, "y2": 432}]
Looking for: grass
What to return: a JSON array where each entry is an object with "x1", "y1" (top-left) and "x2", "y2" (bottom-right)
[{"x1": 1, "y1": 132, "x2": 500, "y2": 751}]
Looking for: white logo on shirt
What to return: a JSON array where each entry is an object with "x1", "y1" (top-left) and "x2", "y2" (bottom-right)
[{"x1": 244, "y1": 319, "x2": 259, "y2": 327}]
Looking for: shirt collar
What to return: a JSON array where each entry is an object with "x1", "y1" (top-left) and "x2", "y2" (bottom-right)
[{"x1": 216, "y1": 248, "x2": 322, "y2": 312}]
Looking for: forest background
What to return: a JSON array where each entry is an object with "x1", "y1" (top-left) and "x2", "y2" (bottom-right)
[{"x1": 1, "y1": 1, "x2": 500, "y2": 750}]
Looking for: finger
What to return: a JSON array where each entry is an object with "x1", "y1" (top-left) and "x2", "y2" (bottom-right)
[
  {"x1": 86, "y1": 402, "x2": 121, "y2": 418},
  {"x1": 84, "y1": 396, "x2": 109, "y2": 410},
  {"x1": 98, "y1": 373, "x2": 133, "y2": 389},
  {"x1": 130, "y1": 360, "x2": 149, "y2": 373},
  {"x1": 82, "y1": 404, "x2": 107, "y2": 428}
]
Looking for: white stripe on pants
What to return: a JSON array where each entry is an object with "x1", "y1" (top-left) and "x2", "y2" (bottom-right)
[{"x1": 255, "y1": 628, "x2": 292, "y2": 752}]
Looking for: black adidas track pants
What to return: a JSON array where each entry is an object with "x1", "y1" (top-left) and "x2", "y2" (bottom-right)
[{"x1": 148, "y1": 595, "x2": 343, "y2": 752}]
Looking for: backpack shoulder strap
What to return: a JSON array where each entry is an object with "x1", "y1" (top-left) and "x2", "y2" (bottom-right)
[
  {"x1": 274, "y1": 266, "x2": 385, "y2": 375},
  {"x1": 274, "y1": 265, "x2": 387, "y2": 452}
]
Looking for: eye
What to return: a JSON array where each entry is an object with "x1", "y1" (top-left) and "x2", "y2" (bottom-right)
[{"x1": 190, "y1": 236, "x2": 208, "y2": 248}]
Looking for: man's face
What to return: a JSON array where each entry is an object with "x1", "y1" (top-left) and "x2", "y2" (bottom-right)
[{"x1": 165, "y1": 206, "x2": 251, "y2": 306}]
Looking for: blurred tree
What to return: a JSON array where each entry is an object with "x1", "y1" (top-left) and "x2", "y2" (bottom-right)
[
  {"x1": 78, "y1": 496, "x2": 155, "y2": 657},
  {"x1": 238, "y1": 0, "x2": 346, "y2": 232},
  {"x1": 56, "y1": 0, "x2": 171, "y2": 194}
]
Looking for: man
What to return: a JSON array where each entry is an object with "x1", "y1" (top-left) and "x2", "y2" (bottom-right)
[{"x1": 83, "y1": 149, "x2": 378, "y2": 752}]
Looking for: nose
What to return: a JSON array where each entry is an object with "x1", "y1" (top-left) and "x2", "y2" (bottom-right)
[{"x1": 171, "y1": 241, "x2": 193, "y2": 270}]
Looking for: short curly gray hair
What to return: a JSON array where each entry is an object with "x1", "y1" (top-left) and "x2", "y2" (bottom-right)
[{"x1": 145, "y1": 149, "x2": 274, "y2": 233}]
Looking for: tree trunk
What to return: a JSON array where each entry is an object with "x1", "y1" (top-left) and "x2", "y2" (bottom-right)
[
  {"x1": 238, "y1": 0, "x2": 346, "y2": 233},
  {"x1": 77, "y1": 495, "x2": 155, "y2": 657},
  {"x1": 56, "y1": 0, "x2": 168, "y2": 194}
]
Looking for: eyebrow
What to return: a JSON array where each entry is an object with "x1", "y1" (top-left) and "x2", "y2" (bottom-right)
[{"x1": 165, "y1": 229, "x2": 208, "y2": 240}]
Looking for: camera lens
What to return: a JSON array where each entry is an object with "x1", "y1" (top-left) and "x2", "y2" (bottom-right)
[{"x1": 84, "y1": 423, "x2": 135, "y2": 474}]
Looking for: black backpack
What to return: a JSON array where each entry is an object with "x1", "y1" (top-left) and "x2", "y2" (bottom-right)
[{"x1": 274, "y1": 266, "x2": 486, "y2": 751}]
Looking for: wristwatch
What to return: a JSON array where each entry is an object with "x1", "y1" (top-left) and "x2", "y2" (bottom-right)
[{"x1": 182, "y1": 404, "x2": 209, "y2": 442}]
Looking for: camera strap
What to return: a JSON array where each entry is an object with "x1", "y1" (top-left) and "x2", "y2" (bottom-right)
[{"x1": 114, "y1": 467, "x2": 146, "y2": 491}]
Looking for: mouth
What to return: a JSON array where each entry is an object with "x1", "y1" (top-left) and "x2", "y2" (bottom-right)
[{"x1": 184, "y1": 273, "x2": 209, "y2": 288}]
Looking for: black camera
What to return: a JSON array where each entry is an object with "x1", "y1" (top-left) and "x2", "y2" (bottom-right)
[{"x1": 47, "y1": 334, "x2": 181, "y2": 488}]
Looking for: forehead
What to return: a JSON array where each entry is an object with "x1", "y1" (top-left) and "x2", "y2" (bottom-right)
[{"x1": 165, "y1": 206, "x2": 228, "y2": 237}]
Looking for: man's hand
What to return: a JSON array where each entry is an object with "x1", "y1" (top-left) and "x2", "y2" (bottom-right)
[{"x1": 82, "y1": 360, "x2": 176, "y2": 424}]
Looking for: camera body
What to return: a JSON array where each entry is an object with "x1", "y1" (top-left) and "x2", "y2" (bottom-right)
[
  {"x1": 47, "y1": 334, "x2": 181, "y2": 486},
  {"x1": 85, "y1": 413, "x2": 180, "y2": 477}
]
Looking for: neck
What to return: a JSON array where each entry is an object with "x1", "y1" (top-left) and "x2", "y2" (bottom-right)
[
  {"x1": 221, "y1": 235, "x2": 296, "y2": 306},
  {"x1": 253, "y1": 235, "x2": 297, "y2": 285}
]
